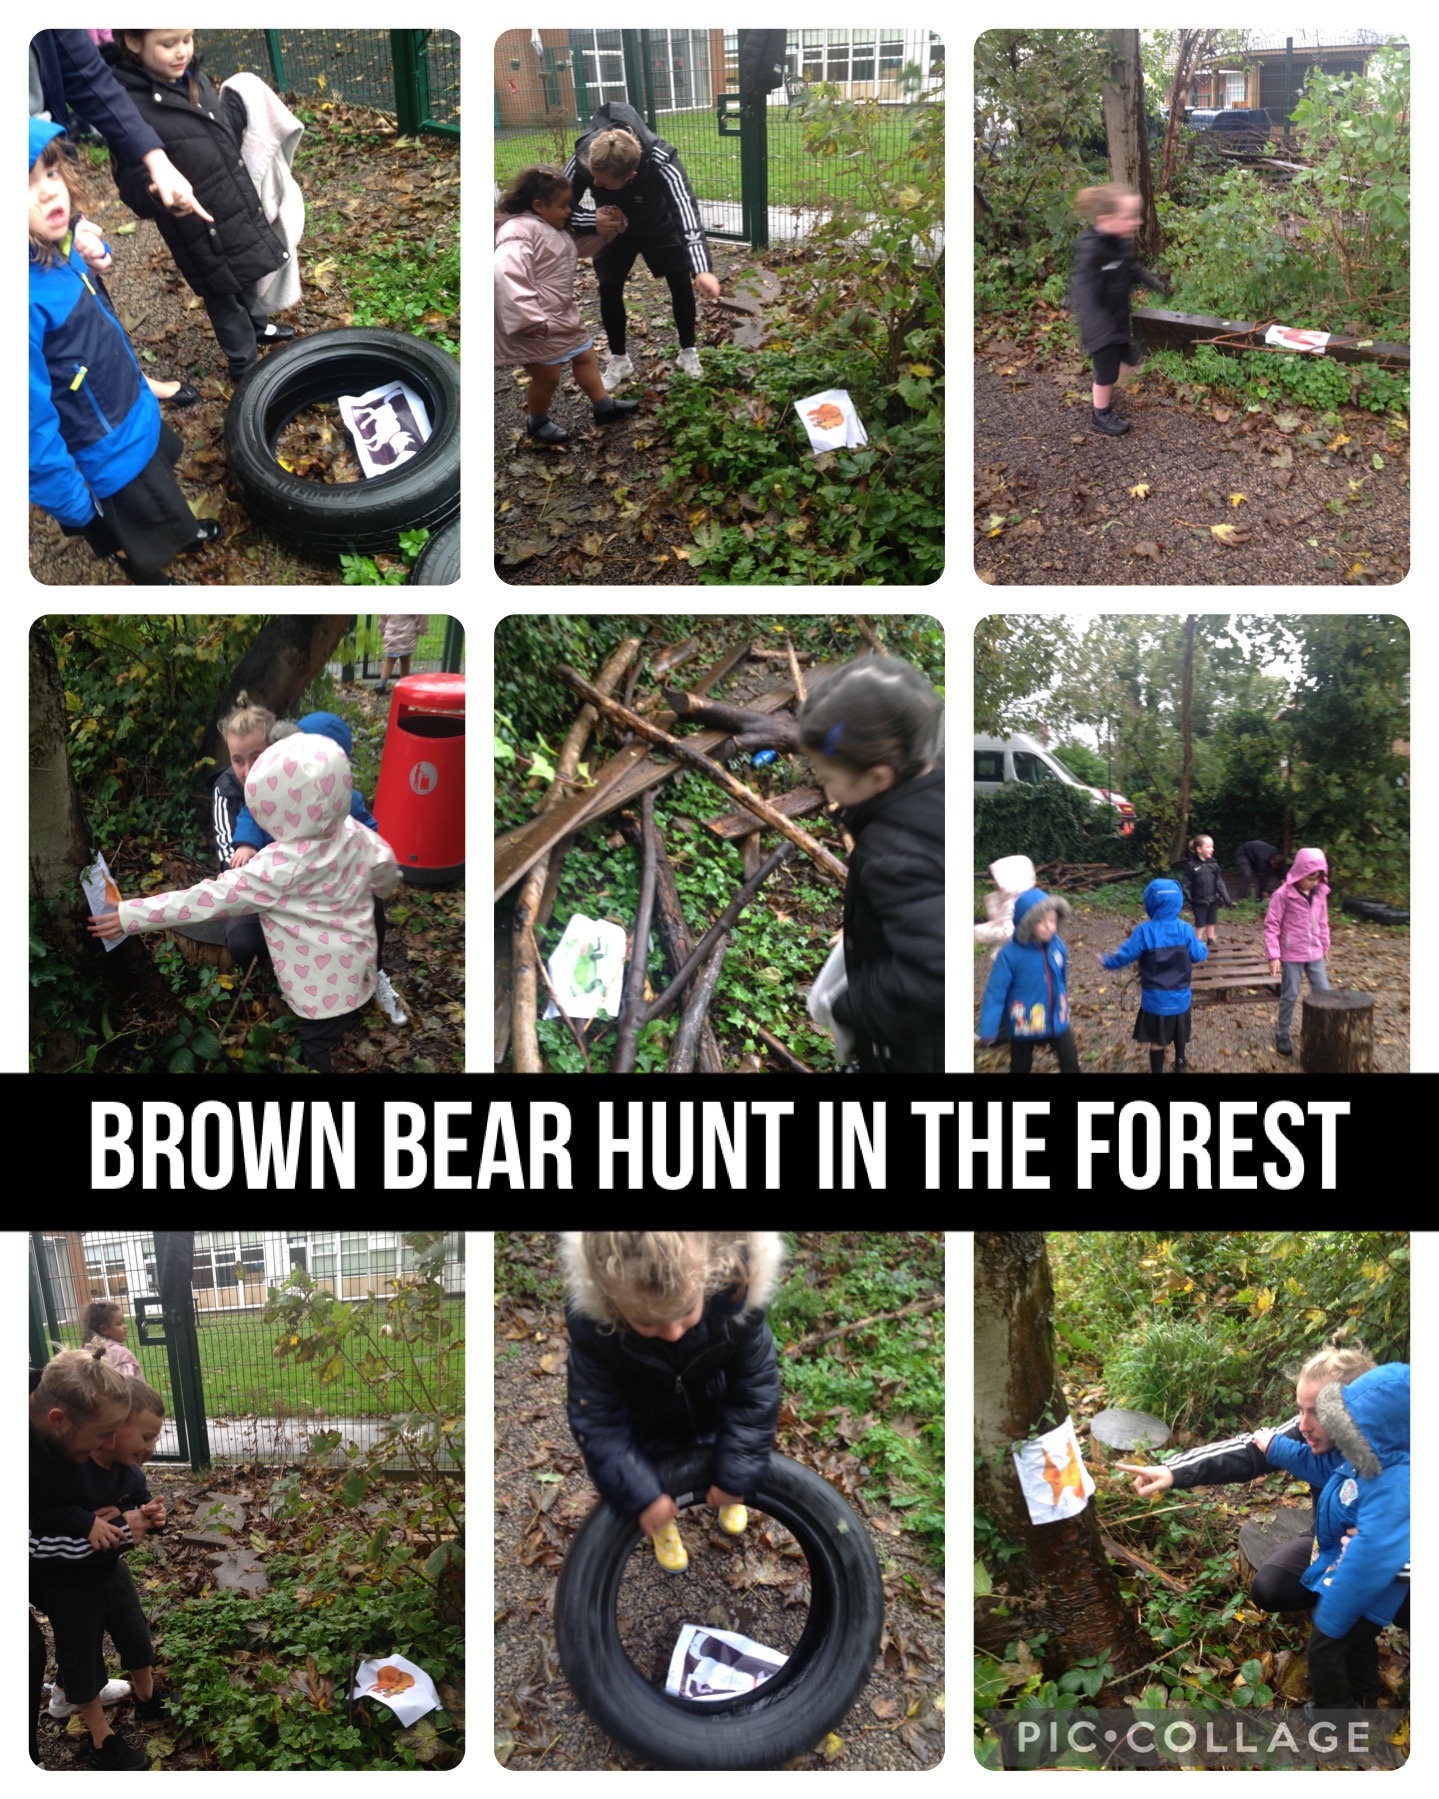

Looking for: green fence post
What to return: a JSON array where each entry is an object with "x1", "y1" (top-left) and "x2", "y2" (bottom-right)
[
  {"x1": 441, "y1": 618, "x2": 464, "y2": 673},
  {"x1": 155, "y1": 1231, "x2": 211, "y2": 1473},
  {"x1": 392, "y1": 29, "x2": 422, "y2": 136},
  {"x1": 621, "y1": 29, "x2": 644, "y2": 112},
  {"x1": 737, "y1": 31, "x2": 770, "y2": 250},
  {"x1": 28, "y1": 1233, "x2": 62, "y2": 1369},
  {"x1": 572, "y1": 43, "x2": 590, "y2": 128},
  {"x1": 264, "y1": 29, "x2": 286, "y2": 91}
]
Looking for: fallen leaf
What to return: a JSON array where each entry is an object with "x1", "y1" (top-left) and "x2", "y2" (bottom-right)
[
  {"x1": 1210, "y1": 523, "x2": 1252, "y2": 546},
  {"x1": 1327, "y1": 432, "x2": 1351, "y2": 451},
  {"x1": 1129, "y1": 482, "x2": 1151, "y2": 500},
  {"x1": 1274, "y1": 411, "x2": 1302, "y2": 434},
  {"x1": 1015, "y1": 517, "x2": 1044, "y2": 537},
  {"x1": 1211, "y1": 404, "x2": 1233, "y2": 423},
  {"x1": 1229, "y1": 492, "x2": 1248, "y2": 507},
  {"x1": 1129, "y1": 540, "x2": 1162, "y2": 560}
]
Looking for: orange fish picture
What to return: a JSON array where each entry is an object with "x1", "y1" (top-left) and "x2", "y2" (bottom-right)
[
  {"x1": 368, "y1": 1665, "x2": 415, "y2": 1698},
  {"x1": 1040, "y1": 1438, "x2": 1086, "y2": 1507},
  {"x1": 805, "y1": 403, "x2": 846, "y2": 430}
]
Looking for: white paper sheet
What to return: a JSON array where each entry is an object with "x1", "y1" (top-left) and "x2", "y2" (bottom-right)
[
  {"x1": 80, "y1": 851, "x2": 125, "y2": 954},
  {"x1": 793, "y1": 387, "x2": 868, "y2": 454},
  {"x1": 1263, "y1": 325, "x2": 1331, "y2": 354},
  {"x1": 542, "y1": 913, "x2": 628, "y2": 1021},
  {"x1": 337, "y1": 379, "x2": 433, "y2": 478},
  {"x1": 664, "y1": 1624, "x2": 788, "y2": 1700},
  {"x1": 1011, "y1": 1414, "x2": 1096, "y2": 1524},
  {"x1": 352, "y1": 1653, "x2": 441, "y2": 1726}
]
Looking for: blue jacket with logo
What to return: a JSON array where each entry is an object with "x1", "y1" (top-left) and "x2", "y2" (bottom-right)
[
  {"x1": 978, "y1": 887, "x2": 1072, "y2": 1041},
  {"x1": 1265, "y1": 1363, "x2": 1410, "y2": 1636},
  {"x1": 29, "y1": 231, "x2": 160, "y2": 526},
  {"x1": 1099, "y1": 879, "x2": 1207, "y2": 1016}
]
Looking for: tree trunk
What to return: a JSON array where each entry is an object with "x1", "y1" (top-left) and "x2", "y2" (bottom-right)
[
  {"x1": 29, "y1": 622, "x2": 93, "y2": 920},
  {"x1": 975, "y1": 1232, "x2": 1153, "y2": 1683},
  {"x1": 1161, "y1": 30, "x2": 1218, "y2": 190},
  {"x1": 203, "y1": 616, "x2": 354, "y2": 771},
  {"x1": 1173, "y1": 613, "x2": 1196, "y2": 863},
  {"x1": 1300, "y1": 990, "x2": 1375, "y2": 1073},
  {"x1": 1102, "y1": 29, "x2": 1161, "y2": 256}
]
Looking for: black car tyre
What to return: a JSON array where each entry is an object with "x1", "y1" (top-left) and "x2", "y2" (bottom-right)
[
  {"x1": 1341, "y1": 896, "x2": 1409, "y2": 927},
  {"x1": 554, "y1": 1449, "x2": 884, "y2": 1770},
  {"x1": 225, "y1": 328, "x2": 460, "y2": 554},
  {"x1": 409, "y1": 516, "x2": 460, "y2": 585}
]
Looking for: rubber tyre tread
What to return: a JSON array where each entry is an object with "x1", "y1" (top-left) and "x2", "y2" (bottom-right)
[
  {"x1": 554, "y1": 1448, "x2": 884, "y2": 1769},
  {"x1": 409, "y1": 515, "x2": 460, "y2": 584},
  {"x1": 224, "y1": 328, "x2": 460, "y2": 554},
  {"x1": 1341, "y1": 896, "x2": 1409, "y2": 927}
]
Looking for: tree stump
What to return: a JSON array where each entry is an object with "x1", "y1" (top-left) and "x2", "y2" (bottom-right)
[{"x1": 1300, "y1": 989, "x2": 1375, "y2": 1073}]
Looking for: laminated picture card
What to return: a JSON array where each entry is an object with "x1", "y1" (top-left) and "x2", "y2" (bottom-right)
[{"x1": 1011, "y1": 1415, "x2": 1096, "y2": 1524}]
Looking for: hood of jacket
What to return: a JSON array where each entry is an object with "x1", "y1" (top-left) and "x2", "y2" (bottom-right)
[
  {"x1": 244, "y1": 733, "x2": 352, "y2": 844},
  {"x1": 1013, "y1": 887, "x2": 1071, "y2": 945},
  {"x1": 1145, "y1": 879, "x2": 1183, "y2": 921},
  {"x1": 559, "y1": 1232, "x2": 785, "y2": 1329},
  {"x1": 577, "y1": 99, "x2": 659, "y2": 166},
  {"x1": 30, "y1": 116, "x2": 65, "y2": 171},
  {"x1": 1283, "y1": 846, "x2": 1329, "y2": 888},
  {"x1": 1317, "y1": 1363, "x2": 1409, "y2": 1477},
  {"x1": 990, "y1": 855, "x2": 1036, "y2": 895},
  {"x1": 296, "y1": 711, "x2": 352, "y2": 758}
]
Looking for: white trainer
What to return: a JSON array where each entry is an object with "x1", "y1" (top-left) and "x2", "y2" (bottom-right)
[
  {"x1": 374, "y1": 970, "x2": 408, "y2": 1025},
  {"x1": 601, "y1": 353, "x2": 634, "y2": 392},
  {"x1": 675, "y1": 347, "x2": 702, "y2": 377},
  {"x1": 48, "y1": 1679, "x2": 131, "y2": 1719}
]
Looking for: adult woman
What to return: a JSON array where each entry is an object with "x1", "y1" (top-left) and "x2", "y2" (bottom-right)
[
  {"x1": 1118, "y1": 1337, "x2": 1409, "y2": 1708},
  {"x1": 28, "y1": 1349, "x2": 135, "y2": 1764}
]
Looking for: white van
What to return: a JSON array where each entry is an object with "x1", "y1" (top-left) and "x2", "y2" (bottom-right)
[{"x1": 974, "y1": 733, "x2": 1136, "y2": 826}]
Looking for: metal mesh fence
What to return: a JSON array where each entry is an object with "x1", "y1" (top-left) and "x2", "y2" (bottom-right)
[
  {"x1": 32, "y1": 1230, "x2": 464, "y2": 1466},
  {"x1": 200, "y1": 28, "x2": 460, "y2": 131}
]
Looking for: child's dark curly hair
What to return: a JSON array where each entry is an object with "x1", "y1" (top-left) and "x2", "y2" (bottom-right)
[
  {"x1": 495, "y1": 164, "x2": 572, "y2": 219},
  {"x1": 28, "y1": 135, "x2": 94, "y2": 268}
]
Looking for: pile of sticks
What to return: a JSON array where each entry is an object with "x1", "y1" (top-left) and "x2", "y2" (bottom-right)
[
  {"x1": 497, "y1": 626, "x2": 886, "y2": 1074},
  {"x1": 1033, "y1": 859, "x2": 1138, "y2": 891}
]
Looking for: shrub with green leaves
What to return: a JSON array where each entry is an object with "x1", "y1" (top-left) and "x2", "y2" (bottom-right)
[
  {"x1": 974, "y1": 780, "x2": 1140, "y2": 873},
  {"x1": 1106, "y1": 1316, "x2": 1250, "y2": 1435}
]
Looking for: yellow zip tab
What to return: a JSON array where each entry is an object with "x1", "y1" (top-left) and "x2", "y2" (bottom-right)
[{"x1": 70, "y1": 365, "x2": 89, "y2": 391}]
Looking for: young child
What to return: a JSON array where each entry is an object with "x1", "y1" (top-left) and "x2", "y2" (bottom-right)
[
  {"x1": 100, "y1": 30, "x2": 299, "y2": 379},
  {"x1": 210, "y1": 690, "x2": 277, "y2": 983},
  {"x1": 1265, "y1": 846, "x2": 1331, "y2": 1057},
  {"x1": 560, "y1": 1233, "x2": 784, "y2": 1574},
  {"x1": 1069, "y1": 183, "x2": 1171, "y2": 436},
  {"x1": 228, "y1": 710, "x2": 406, "y2": 1024},
  {"x1": 45, "y1": 1377, "x2": 175, "y2": 1743},
  {"x1": 82, "y1": 1301, "x2": 141, "y2": 1379},
  {"x1": 978, "y1": 888, "x2": 1077, "y2": 1072},
  {"x1": 1097, "y1": 878, "x2": 1208, "y2": 1074},
  {"x1": 29, "y1": 118, "x2": 221, "y2": 585},
  {"x1": 1181, "y1": 833, "x2": 1232, "y2": 947},
  {"x1": 495, "y1": 165, "x2": 638, "y2": 444},
  {"x1": 29, "y1": 1349, "x2": 164, "y2": 1768},
  {"x1": 88, "y1": 733, "x2": 400, "y2": 1072},
  {"x1": 795, "y1": 659, "x2": 945, "y2": 1075},
  {"x1": 1253, "y1": 1362, "x2": 1409, "y2": 1714},
  {"x1": 376, "y1": 615, "x2": 428, "y2": 696},
  {"x1": 565, "y1": 103, "x2": 722, "y2": 387},
  {"x1": 975, "y1": 854, "x2": 1038, "y2": 956}
]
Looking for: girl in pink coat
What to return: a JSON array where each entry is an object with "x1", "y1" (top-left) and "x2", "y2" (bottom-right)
[
  {"x1": 1263, "y1": 846, "x2": 1331, "y2": 1057},
  {"x1": 89, "y1": 734, "x2": 399, "y2": 1072},
  {"x1": 495, "y1": 164, "x2": 639, "y2": 444}
]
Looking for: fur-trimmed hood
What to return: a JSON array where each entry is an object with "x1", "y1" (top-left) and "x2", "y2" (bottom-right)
[
  {"x1": 1317, "y1": 1362, "x2": 1409, "y2": 1478},
  {"x1": 559, "y1": 1231, "x2": 785, "y2": 1329},
  {"x1": 1012, "y1": 887, "x2": 1072, "y2": 945}
]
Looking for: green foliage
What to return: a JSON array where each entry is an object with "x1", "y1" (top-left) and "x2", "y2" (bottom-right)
[
  {"x1": 1143, "y1": 341, "x2": 1408, "y2": 420},
  {"x1": 53, "y1": 616, "x2": 262, "y2": 861},
  {"x1": 350, "y1": 227, "x2": 460, "y2": 357},
  {"x1": 29, "y1": 895, "x2": 106, "y2": 1072},
  {"x1": 1106, "y1": 1316, "x2": 1251, "y2": 1433},
  {"x1": 655, "y1": 344, "x2": 942, "y2": 585},
  {"x1": 975, "y1": 781, "x2": 1140, "y2": 872},
  {"x1": 339, "y1": 530, "x2": 430, "y2": 586}
]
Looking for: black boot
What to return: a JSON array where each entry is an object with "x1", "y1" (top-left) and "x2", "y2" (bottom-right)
[
  {"x1": 593, "y1": 396, "x2": 639, "y2": 424},
  {"x1": 526, "y1": 413, "x2": 570, "y2": 444},
  {"x1": 1090, "y1": 403, "x2": 1130, "y2": 436}
]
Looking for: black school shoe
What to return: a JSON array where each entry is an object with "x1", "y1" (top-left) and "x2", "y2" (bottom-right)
[
  {"x1": 593, "y1": 397, "x2": 639, "y2": 424},
  {"x1": 255, "y1": 321, "x2": 297, "y2": 343},
  {"x1": 159, "y1": 381, "x2": 202, "y2": 406},
  {"x1": 1090, "y1": 403, "x2": 1130, "y2": 435},
  {"x1": 88, "y1": 1730, "x2": 148, "y2": 1769},
  {"x1": 134, "y1": 1681, "x2": 179, "y2": 1721},
  {"x1": 526, "y1": 413, "x2": 570, "y2": 444}
]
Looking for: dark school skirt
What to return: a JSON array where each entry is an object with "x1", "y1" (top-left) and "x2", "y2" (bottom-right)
[
  {"x1": 64, "y1": 420, "x2": 200, "y2": 579},
  {"x1": 1133, "y1": 1005, "x2": 1192, "y2": 1049}
]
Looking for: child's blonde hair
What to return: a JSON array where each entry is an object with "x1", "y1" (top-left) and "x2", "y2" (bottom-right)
[
  {"x1": 1191, "y1": 834, "x2": 1213, "y2": 851},
  {"x1": 34, "y1": 1346, "x2": 132, "y2": 1422},
  {"x1": 220, "y1": 689, "x2": 276, "y2": 743},
  {"x1": 588, "y1": 128, "x2": 643, "y2": 178},
  {"x1": 1076, "y1": 183, "x2": 1139, "y2": 225},
  {"x1": 566, "y1": 1232, "x2": 751, "y2": 1331},
  {"x1": 1290, "y1": 1332, "x2": 1375, "y2": 1390}
]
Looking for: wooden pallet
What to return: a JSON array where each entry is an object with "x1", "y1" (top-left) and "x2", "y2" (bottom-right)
[{"x1": 1190, "y1": 939, "x2": 1279, "y2": 1005}]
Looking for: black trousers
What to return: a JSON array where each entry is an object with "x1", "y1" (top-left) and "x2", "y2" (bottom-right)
[
  {"x1": 594, "y1": 239, "x2": 697, "y2": 353},
  {"x1": 34, "y1": 1561, "x2": 154, "y2": 1707},
  {"x1": 1009, "y1": 1028, "x2": 1079, "y2": 1074},
  {"x1": 1251, "y1": 1533, "x2": 1409, "y2": 1705},
  {"x1": 203, "y1": 283, "x2": 267, "y2": 378},
  {"x1": 30, "y1": 1610, "x2": 46, "y2": 1765}
]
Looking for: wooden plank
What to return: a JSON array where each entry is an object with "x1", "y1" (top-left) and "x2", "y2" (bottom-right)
[
  {"x1": 1133, "y1": 307, "x2": 1409, "y2": 369},
  {"x1": 706, "y1": 785, "x2": 827, "y2": 840}
]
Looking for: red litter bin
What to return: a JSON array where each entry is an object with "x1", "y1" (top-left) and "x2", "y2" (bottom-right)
[{"x1": 373, "y1": 673, "x2": 465, "y2": 885}]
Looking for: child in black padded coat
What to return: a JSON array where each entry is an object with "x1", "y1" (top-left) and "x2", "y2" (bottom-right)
[{"x1": 1069, "y1": 182, "x2": 1171, "y2": 436}]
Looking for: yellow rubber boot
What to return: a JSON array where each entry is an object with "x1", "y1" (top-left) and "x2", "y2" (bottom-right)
[
  {"x1": 717, "y1": 1505, "x2": 748, "y2": 1536},
  {"x1": 652, "y1": 1519, "x2": 688, "y2": 1573}
]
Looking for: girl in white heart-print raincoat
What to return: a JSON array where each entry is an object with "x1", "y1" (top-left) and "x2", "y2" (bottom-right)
[{"x1": 115, "y1": 734, "x2": 399, "y2": 1056}]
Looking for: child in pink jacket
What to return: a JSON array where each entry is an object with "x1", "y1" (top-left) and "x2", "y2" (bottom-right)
[
  {"x1": 495, "y1": 164, "x2": 638, "y2": 444},
  {"x1": 1264, "y1": 845, "x2": 1331, "y2": 1057},
  {"x1": 89, "y1": 734, "x2": 399, "y2": 1072}
]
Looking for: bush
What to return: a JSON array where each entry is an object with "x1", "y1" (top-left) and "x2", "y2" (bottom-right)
[
  {"x1": 1106, "y1": 1316, "x2": 1250, "y2": 1435},
  {"x1": 975, "y1": 781, "x2": 1139, "y2": 872}
]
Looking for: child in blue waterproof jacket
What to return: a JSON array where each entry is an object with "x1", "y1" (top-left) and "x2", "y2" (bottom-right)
[
  {"x1": 560, "y1": 1232, "x2": 784, "y2": 1576},
  {"x1": 28, "y1": 117, "x2": 219, "y2": 584},
  {"x1": 1254, "y1": 1362, "x2": 1409, "y2": 1710},
  {"x1": 978, "y1": 888, "x2": 1078, "y2": 1073},
  {"x1": 1098, "y1": 878, "x2": 1208, "y2": 1074}
]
